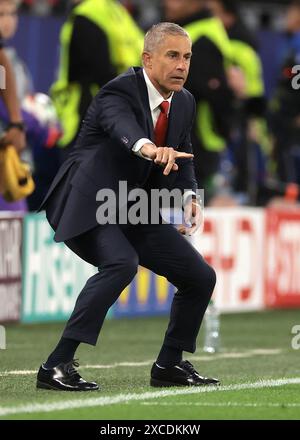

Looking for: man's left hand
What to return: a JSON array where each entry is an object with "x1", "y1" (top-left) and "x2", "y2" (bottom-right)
[{"x1": 178, "y1": 199, "x2": 203, "y2": 236}]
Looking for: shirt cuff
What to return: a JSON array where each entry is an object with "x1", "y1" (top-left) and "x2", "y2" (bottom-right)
[
  {"x1": 132, "y1": 138, "x2": 153, "y2": 161},
  {"x1": 183, "y1": 191, "x2": 198, "y2": 206}
]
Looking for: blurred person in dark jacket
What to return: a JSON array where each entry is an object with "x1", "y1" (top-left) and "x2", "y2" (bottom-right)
[
  {"x1": 207, "y1": 0, "x2": 269, "y2": 204},
  {"x1": 207, "y1": 0, "x2": 265, "y2": 117},
  {"x1": 270, "y1": 0, "x2": 300, "y2": 185},
  {"x1": 162, "y1": 0, "x2": 245, "y2": 201}
]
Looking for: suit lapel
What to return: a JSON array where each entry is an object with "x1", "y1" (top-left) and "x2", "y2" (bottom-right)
[{"x1": 135, "y1": 68, "x2": 154, "y2": 140}]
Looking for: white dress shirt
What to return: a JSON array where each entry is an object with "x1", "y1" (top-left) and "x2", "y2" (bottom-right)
[{"x1": 132, "y1": 69, "x2": 173, "y2": 160}]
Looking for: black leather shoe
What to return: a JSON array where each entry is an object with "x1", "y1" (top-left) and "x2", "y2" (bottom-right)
[
  {"x1": 36, "y1": 359, "x2": 99, "y2": 391},
  {"x1": 150, "y1": 360, "x2": 220, "y2": 387}
]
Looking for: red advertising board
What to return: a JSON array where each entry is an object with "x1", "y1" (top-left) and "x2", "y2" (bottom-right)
[
  {"x1": 265, "y1": 208, "x2": 300, "y2": 308},
  {"x1": 190, "y1": 208, "x2": 265, "y2": 312}
]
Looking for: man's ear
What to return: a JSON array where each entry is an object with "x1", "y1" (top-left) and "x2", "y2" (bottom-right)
[{"x1": 142, "y1": 51, "x2": 152, "y2": 69}]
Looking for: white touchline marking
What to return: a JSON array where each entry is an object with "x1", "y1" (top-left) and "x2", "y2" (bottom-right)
[
  {"x1": 0, "y1": 370, "x2": 37, "y2": 376},
  {"x1": 84, "y1": 361, "x2": 151, "y2": 369},
  {"x1": 0, "y1": 349, "x2": 283, "y2": 377},
  {"x1": 0, "y1": 378, "x2": 300, "y2": 417},
  {"x1": 141, "y1": 401, "x2": 300, "y2": 408}
]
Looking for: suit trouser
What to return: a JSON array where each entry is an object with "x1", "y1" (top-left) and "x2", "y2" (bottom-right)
[{"x1": 63, "y1": 223, "x2": 216, "y2": 353}]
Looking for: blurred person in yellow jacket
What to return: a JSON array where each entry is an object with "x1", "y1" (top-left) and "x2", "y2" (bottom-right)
[
  {"x1": 51, "y1": 0, "x2": 144, "y2": 159},
  {"x1": 207, "y1": 0, "x2": 269, "y2": 204}
]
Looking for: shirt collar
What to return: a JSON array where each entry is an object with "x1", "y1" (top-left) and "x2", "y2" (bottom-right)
[{"x1": 143, "y1": 69, "x2": 173, "y2": 112}]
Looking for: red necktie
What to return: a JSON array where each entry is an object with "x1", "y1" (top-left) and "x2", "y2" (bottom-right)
[{"x1": 154, "y1": 101, "x2": 169, "y2": 147}]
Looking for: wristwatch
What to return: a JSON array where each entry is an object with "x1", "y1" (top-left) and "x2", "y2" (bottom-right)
[
  {"x1": 6, "y1": 121, "x2": 26, "y2": 132},
  {"x1": 185, "y1": 192, "x2": 203, "y2": 207}
]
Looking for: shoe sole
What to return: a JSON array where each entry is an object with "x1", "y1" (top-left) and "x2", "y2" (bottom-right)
[
  {"x1": 150, "y1": 378, "x2": 220, "y2": 387},
  {"x1": 36, "y1": 380, "x2": 99, "y2": 391},
  {"x1": 150, "y1": 378, "x2": 191, "y2": 387}
]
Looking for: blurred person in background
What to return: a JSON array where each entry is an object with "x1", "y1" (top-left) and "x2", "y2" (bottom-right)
[
  {"x1": 0, "y1": 0, "x2": 62, "y2": 211},
  {"x1": 207, "y1": 0, "x2": 269, "y2": 205},
  {"x1": 0, "y1": 0, "x2": 24, "y2": 151},
  {"x1": 0, "y1": 0, "x2": 26, "y2": 211},
  {"x1": 270, "y1": 0, "x2": 300, "y2": 187},
  {"x1": 162, "y1": 0, "x2": 245, "y2": 202},
  {"x1": 51, "y1": 0, "x2": 144, "y2": 160},
  {"x1": 0, "y1": 0, "x2": 33, "y2": 100}
]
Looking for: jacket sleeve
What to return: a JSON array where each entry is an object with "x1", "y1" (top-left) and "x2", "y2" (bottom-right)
[
  {"x1": 174, "y1": 96, "x2": 198, "y2": 194},
  {"x1": 94, "y1": 80, "x2": 149, "y2": 151}
]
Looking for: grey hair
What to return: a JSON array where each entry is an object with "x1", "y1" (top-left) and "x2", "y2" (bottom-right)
[{"x1": 144, "y1": 22, "x2": 191, "y2": 52}]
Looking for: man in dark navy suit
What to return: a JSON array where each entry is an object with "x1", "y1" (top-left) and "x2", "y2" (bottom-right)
[{"x1": 36, "y1": 22, "x2": 219, "y2": 391}]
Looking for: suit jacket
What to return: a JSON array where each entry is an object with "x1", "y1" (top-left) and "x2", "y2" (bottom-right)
[{"x1": 39, "y1": 67, "x2": 198, "y2": 242}]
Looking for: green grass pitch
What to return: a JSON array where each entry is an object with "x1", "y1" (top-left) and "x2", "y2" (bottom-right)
[{"x1": 0, "y1": 309, "x2": 300, "y2": 420}]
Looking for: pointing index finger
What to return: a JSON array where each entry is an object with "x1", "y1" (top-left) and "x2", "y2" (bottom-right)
[{"x1": 175, "y1": 152, "x2": 194, "y2": 159}]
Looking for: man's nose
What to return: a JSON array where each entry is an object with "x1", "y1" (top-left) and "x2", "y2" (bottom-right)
[{"x1": 176, "y1": 59, "x2": 188, "y2": 70}]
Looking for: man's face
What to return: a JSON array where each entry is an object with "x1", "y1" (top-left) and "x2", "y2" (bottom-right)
[{"x1": 143, "y1": 35, "x2": 192, "y2": 98}]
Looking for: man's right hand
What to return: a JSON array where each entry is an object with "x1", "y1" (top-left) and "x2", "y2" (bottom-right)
[{"x1": 140, "y1": 143, "x2": 194, "y2": 176}]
